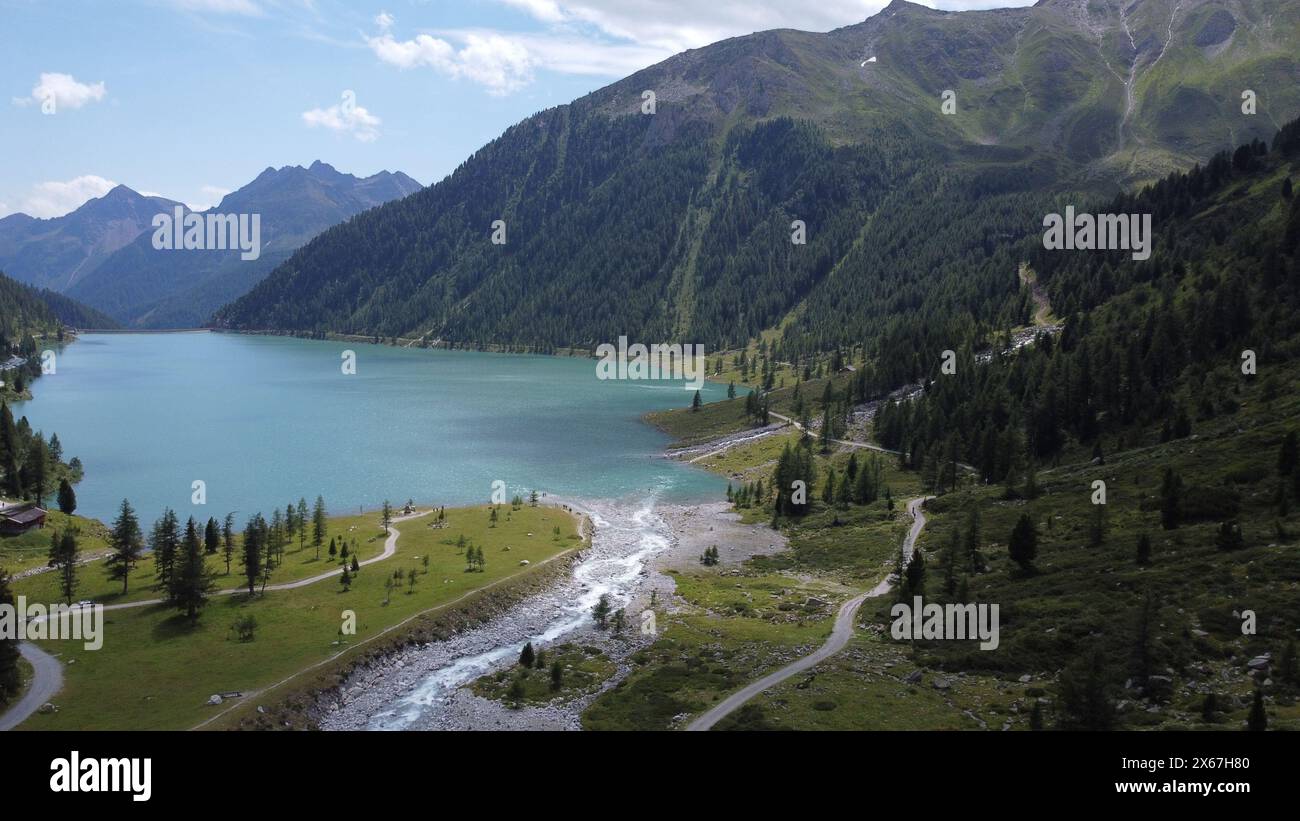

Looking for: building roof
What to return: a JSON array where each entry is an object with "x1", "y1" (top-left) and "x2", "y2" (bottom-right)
[{"x1": 0, "y1": 502, "x2": 46, "y2": 524}]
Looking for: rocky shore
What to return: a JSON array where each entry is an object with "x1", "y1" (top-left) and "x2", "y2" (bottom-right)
[{"x1": 317, "y1": 497, "x2": 785, "y2": 731}]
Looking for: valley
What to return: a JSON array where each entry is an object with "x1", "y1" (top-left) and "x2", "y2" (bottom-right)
[{"x1": 2, "y1": 0, "x2": 1299, "y2": 747}]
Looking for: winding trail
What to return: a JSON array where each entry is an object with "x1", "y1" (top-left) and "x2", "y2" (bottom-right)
[
  {"x1": 0, "y1": 510, "x2": 428, "y2": 732},
  {"x1": 0, "y1": 644, "x2": 62, "y2": 732},
  {"x1": 686, "y1": 495, "x2": 932, "y2": 731},
  {"x1": 768, "y1": 411, "x2": 900, "y2": 457}
]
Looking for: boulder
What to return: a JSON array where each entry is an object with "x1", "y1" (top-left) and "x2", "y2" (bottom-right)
[
  {"x1": 1145, "y1": 675, "x2": 1175, "y2": 702},
  {"x1": 207, "y1": 694, "x2": 223, "y2": 706}
]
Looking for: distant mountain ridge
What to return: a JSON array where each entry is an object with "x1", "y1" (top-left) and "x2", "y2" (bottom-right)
[
  {"x1": 214, "y1": 0, "x2": 1300, "y2": 354},
  {"x1": 0, "y1": 162, "x2": 422, "y2": 328},
  {"x1": 0, "y1": 186, "x2": 182, "y2": 293}
]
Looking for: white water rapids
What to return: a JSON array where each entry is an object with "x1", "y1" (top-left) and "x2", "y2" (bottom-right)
[{"x1": 324, "y1": 495, "x2": 672, "y2": 730}]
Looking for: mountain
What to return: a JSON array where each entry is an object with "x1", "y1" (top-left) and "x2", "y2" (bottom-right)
[
  {"x1": 66, "y1": 161, "x2": 422, "y2": 328},
  {"x1": 215, "y1": 0, "x2": 1300, "y2": 353},
  {"x1": 0, "y1": 186, "x2": 183, "y2": 292},
  {"x1": 0, "y1": 269, "x2": 119, "y2": 347}
]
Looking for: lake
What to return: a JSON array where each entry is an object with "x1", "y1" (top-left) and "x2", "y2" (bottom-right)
[{"x1": 15, "y1": 333, "x2": 729, "y2": 523}]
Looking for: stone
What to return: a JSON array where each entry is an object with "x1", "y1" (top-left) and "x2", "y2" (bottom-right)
[
  {"x1": 904, "y1": 670, "x2": 923, "y2": 684},
  {"x1": 207, "y1": 694, "x2": 223, "y2": 705},
  {"x1": 933, "y1": 678, "x2": 952, "y2": 691},
  {"x1": 1018, "y1": 673, "x2": 1032, "y2": 683},
  {"x1": 1145, "y1": 675, "x2": 1174, "y2": 702}
]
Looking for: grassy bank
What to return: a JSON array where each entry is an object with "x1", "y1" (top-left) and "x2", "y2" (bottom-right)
[{"x1": 16, "y1": 503, "x2": 582, "y2": 730}]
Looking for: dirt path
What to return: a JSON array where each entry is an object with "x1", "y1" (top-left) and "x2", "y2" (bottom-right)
[
  {"x1": 0, "y1": 643, "x2": 63, "y2": 731},
  {"x1": 1018, "y1": 262, "x2": 1055, "y2": 328},
  {"x1": 0, "y1": 510, "x2": 429, "y2": 732},
  {"x1": 685, "y1": 496, "x2": 932, "y2": 731}
]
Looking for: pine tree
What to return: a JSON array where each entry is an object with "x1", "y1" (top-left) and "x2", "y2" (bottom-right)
[
  {"x1": 1008, "y1": 514, "x2": 1037, "y2": 571},
  {"x1": 1201, "y1": 692, "x2": 1219, "y2": 723},
  {"x1": 963, "y1": 507, "x2": 982, "y2": 573},
  {"x1": 905, "y1": 548, "x2": 926, "y2": 594},
  {"x1": 105, "y1": 499, "x2": 144, "y2": 595},
  {"x1": 242, "y1": 514, "x2": 265, "y2": 595},
  {"x1": 204, "y1": 517, "x2": 220, "y2": 555},
  {"x1": 1160, "y1": 468, "x2": 1183, "y2": 529},
  {"x1": 222, "y1": 512, "x2": 235, "y2": 574},
  {"x1": 1247, "y1": 688, "x2": 1267, "y2": 731},
  {"x1": 297, "y1": 498, "x2": 309, "y2": 552},
  {"x1": 1279, "y1": 431, "x2": 1298, "y2": 476},
  {"x1": 1136, "y1": 533, "x2": 1152, "y2": 566},
  {"x1": 1058, "y1": 649, "x2": 1116, "y2": 730},
  {"x1": 340, "y1": 566, "x2": 352, "y2": 592},
  {"x1": 175, "y1": 517, "x2": 215, "y2": 623},
  {"x1": 48, "y1": 528, "x2": 78, "y2": 604},
  {"x1": 382, "y1": 500, "x2": 393, "y2": 534},
  {"x1": 312, "y1": 495, "x2": 327, "y2": 547},
  {"x1": 592, "y1": 593, "x2": 611, "y2": 628},
  {"x1": 519, "y1": 641, "x2": 535, "y2": 668},
  {"x1": 27, "y1": 437, "x2": 48, "y2": 506},
  {"x1": 151, "y1": 508, "x2": 181, "y2": 602},
  {"x1": 56, "y1": 478, "x2": 76, "y2": 515}
]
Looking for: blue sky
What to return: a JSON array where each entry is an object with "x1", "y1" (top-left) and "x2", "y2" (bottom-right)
[{"x1": 1, "y1": 0, "x2": 1033, "y2": 218}]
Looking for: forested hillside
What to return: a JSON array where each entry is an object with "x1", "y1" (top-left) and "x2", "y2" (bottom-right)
[
  {"x1": 875, "y1": 119, "x2": 1300, "y2": 481},
  {"x1": 215, "y1": 0, "x2": 1300, "y2": 357},
  {"x1": 1, "y1": 270, "x2": 116, "y2": 344},
  {"x1": 636, "y1": 119, "x2": 1300, "y2": 730}
]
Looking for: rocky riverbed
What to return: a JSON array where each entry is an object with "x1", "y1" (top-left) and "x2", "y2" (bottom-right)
[{"x1": 319, "y1": 496, "x2": 784, "y2": 731}]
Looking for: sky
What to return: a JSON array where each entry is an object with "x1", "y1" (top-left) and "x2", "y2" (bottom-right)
[{"x1": 0, "y1": 0, "x2": 1035, "y2": 219}]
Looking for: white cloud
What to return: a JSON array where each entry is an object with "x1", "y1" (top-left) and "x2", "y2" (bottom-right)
[
  {"x1": 499, "y1": 0, "x2": 567, "y2": 24},
  {"x1": 496, "y1": 1, "x2": 1037, "y2": 55},
  {"x1": 188, "y1": 185, "x2": 231, "y2": 211},
  {"x1": 15, "y1": 175, "x2": 118, "y2": 219},
  {"x1": 366, "y1": 1, "x2": 1038, "y2": 94},
  {"x1": 367, "y1": 31, "x2": 535, "y2": 96},
  {"x1": 13, "y1": 72, "x2": 107, "y2": 112},
  {"x1": 302, "y1": 91, "x2": 382, "y2": 141}
]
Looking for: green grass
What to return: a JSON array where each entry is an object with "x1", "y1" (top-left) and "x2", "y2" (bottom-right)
[
  {"x1": 606, "y1": 346, "x2": 1300, "y2": 730},
  {"x1": 10, "y1": 513, "x2": 396, "y2": 606},
  {"x1": 471, "y1": 643, "x2": 616, "y2": 707},
  {"x1": 0, "y1": 510, "x2": 110, "y2": 576},
  {"x1": 582, "y1": 570, "x2": 844, "y2": 730},
  {"x1": 16, "y1": 504, "x2": 582, "y2": 730}
]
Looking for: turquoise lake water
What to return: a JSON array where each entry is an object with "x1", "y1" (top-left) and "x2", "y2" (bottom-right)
[{"x1": 14, "y1": 333, "x2": 728, "y2": 523}]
